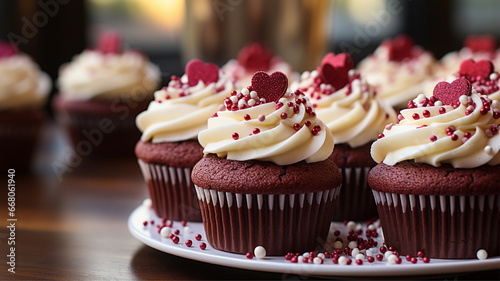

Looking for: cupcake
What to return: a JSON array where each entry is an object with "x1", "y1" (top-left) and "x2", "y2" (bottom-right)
[
  {"x1": 0, "y1": 40, "x2": 51, "y2": 171},
  {"x1": 358, "y1": 34, "x2": 435, "y2": 109},
  {"x1": 135, "y1": 59, "x2": 237, "y2": 222},
  {"x1": 435, "y1": 35, "x2": 499, "y2": 77},
  {"x1": 222, "y1": 42, "x2": 297, "y2": 87},
  {"x1": 192, "y1": 71, "x2": 342, "y2": 255},
  {"x1": 427, "y1": 59, "x2": 499, "y2": 102},
  {"x1": 291, "y1": 53, "x2": 397, "y2": 221},
  {"x1": 368, "y1": 77, "x2": 500, "y2": 259},
  {"x1": 53, "y1": 32, "x2": 160, "y2": 157}
]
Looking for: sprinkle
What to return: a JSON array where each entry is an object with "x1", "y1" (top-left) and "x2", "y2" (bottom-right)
[
  {"x1": 142, "y1": 198, "x2": 152, "y2": 208},
  {"x1": 160, "y1": 227, "x2": 171, "y2": 238},
  {"x1": 412, "y1": 113, "x2": 420, "y2": 120},
  {"x1": 246, "y1": 252, "x2": 254, "y2": 259},
  {"x1": 385, "y1": 123, "x2": 393, "y2": 130},
  {"x1": 338, "y1": 256, "x2": 348, "y2": 265},
  {"x1": 244, "y1": 114, "x2": 251, "y2": 121},
  {"x1": 459, "y1": 95, "x2": 469, "y2": 105},
  {"x1": 378, "y1": 133, "x2": 385, "y2": 139},
  {"x1": 387, "y1": 254, "x2": 397, "y2": 264},
  {"x1": 430, "y1": 135, "x2": 437, "y2": 142},
  {"x1": 439, "y1": 107, "x2": 446, "y2": 114},
  {"x1": 490, "y1": 73, "x2": 498, "y2": 80},
  {"x1": 485, "y1": 129, "x2": 493, "y2": 137},
  {"x1": 334, "y1": 241, "x2": 343, "y2": 249},
  {"x1": 241, "y1": 88, "x2": 249, "y2": 95},
  {"x1": 185, "y1": 240, "x2": 192, "y2": 247},
  {"x1": 348, "y1": 241, "x2": 357, "y2": 249},
  {"x1": 313, "y1": 257, "x2": 323, "y2": 264},
  {"x1": 355, "y1": 253, "x2": 365, "y2": 261},
  {"x1": 195, "y1": 234, "x2": 202, "y2": 241},
  {"x1": 258, "y1": 114, "x2": 266, "y2": 122},
  {"x1": 254, "y1": 246, "x2": 266, "y2": 259},
  {"x1": 293, "y1": 123, "x2": 301, "y2": 131},
  {"x1": 281, "y1": 112, "x2": 288, "y2": 119},
  {"x1": 485, "y1": 146, "x2": 493, "y2": 154},
  {"x1": 477, "y1": 249, "x2": 488, "y2": 260},
  {"x1": 199, "y1": 242, "x2": 206, "y2": 250},
  {"x1": 232, "y1": 132, "x2": 239, "y2": 140},
  {"x1": 253, "y1": 128, "x2": 260, "y2": 134}
]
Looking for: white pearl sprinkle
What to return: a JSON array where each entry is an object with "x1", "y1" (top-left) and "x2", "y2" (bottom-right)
[
  {"x1": 160, "y1": 227, "x2": 171, "y2": 238},
  {"x1": 334, "y1": 241, "x2": 343, "y2": 249},
  {"x1": 384, "y1": 251, "x2": 393, "y2": 259},
  {"x1": 477, "y1": 249, "x2": 488, "y2": 260},
  {"x1": 490, "y1": 73, "x2": 498, "y2": 81},
  {"x1": 348, "y1": 69, "x2": 357, "y2": 77},
  {"x1": 238, "y1": 99, "x2": 247, "y2": 107},
  {"x1": 368, "y1": 224, "x2": 377, "y2": 231},
  {"x1": 184, "y1": 226, "x2": 191, "y2": 234},
  {"x1": 492, "y1": 100, "x2": 499, "y2": 109},
  {"x1": 355, "y1": 223, "x2": 363, "y2": 231},
  {"x1": 387, "y1": 254, "x2": 397, "y2": 264},
  {"x1": 250, "y1": 91, "x2": 258, "y2": 98},
  {"x1": 348, "y1": 241, "x2": 358, "y2": 249},
  {"x1": 248, "y1": 99, "x2": 256, "y2": 106},
  {"x1": 338, "y1": 256, "x2": 347, "y2": 265},
  {"x1": 317, "y1": 253, "x2": 326, "y2": 260},
  {"x1": 298, "y1": 255, "x2": 305, "y2": 263},
  {"x1": 347, "y1": 221, "x2": 356, "y2": 230},
  {"x1": 260, "y1": 98, "x2": 266, "y2": 103},
  {"x1": 230, "y1": 96, "x2": 238, "y2": 104},
  {"x1": 313, "y1": 257, "x2": 323, "y2": 264},
  {"x1": 351, "y1": 248, "x2": 360, "y2": 257},
  {"x1": 241, "y1": 88, "x2": 249, "y2": 96},
  {"x1": 254, "y1": 246, "x2": 266, "y2": 259},
  {"x1": 302, "y1": 252, "x2": 310, "y2": 258},
  {"x1": 355, "y1": 253, "x2": 365, "y2": 261},
  {"x1": 311, "y1": 70, "x2": 319, "y2": 78},
  {"x1": 218, "y1": 104, "x2": 225, "y2": 111},
  {"x1": 366, "y1": 249, "x2": 373, "y2": 257},
  {"x1": 459, "y1": 95, "x2": 469, "y2": 105},
  {"x1": 142, "y1": 198, "x2": 152, "y2": 208},
  {"x1": 180, "y1": 75, "x2": 188, "y2": 84},
  {"x1": 434, "y1": 101, "x2": 443, "y2": 106},
  {"x1": 485, "y1": 146, "x2": 493, "y2": 155}
]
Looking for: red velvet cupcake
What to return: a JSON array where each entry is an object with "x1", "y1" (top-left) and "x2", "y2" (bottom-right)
[
  {"x1": 53, "y1": 32, "x2": 160, "y2": 157},
  {"x1": 369, "y1": 77, "x2": 500, "y2": 259},
  {"x1": 135, "y1": 59, "x2": 237, "y2": 222},
  {"x1": 192, "y1": 71, "x2": 342, "y2": 255},
  {"x1": 0, "y1": 40, "x2": 51, "y2": 171}
]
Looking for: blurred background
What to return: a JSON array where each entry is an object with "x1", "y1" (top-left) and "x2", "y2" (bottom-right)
[{"x1": 0, "y1": 0, "x2": 499, "y2": 106}]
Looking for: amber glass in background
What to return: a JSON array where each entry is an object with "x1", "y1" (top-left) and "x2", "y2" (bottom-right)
[{"x1": 182, "y1": 0, "x2": 331, "y2": 72}]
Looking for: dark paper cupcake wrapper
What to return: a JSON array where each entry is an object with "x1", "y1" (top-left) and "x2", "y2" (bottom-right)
[
  {"x1": 333, "y1": 166, "x2": 377, "y2": 221},
  {"x1": 373, "y1": 190, "x2": 500, "y2": 259},
  {"x1": 195, "y1": 185, "x2": 342, "y2": 255},
  {"x1": 138, "y1": 159, "x2": 202, "y2": 222}
]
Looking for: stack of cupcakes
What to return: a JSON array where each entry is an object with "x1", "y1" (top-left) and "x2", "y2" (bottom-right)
[{"x1": 0, "y1": 40, "x2": 51, "y2": 171}]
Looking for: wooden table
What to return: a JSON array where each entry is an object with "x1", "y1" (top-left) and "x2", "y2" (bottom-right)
[{"x1": 1, "y1": 122, "x2": 499, "y2": 280}]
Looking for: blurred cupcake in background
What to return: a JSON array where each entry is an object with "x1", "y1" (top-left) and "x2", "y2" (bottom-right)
[
  {"x1": 0, "y1": 40, "x2": 51, "y2": 171},
  {"x1": 135, "y1": 59, "x2": 237, "y2": 222},
  {"x1": 435, "y1": 35, "x2": 499, "y2": 77},
  {"x1": 358, "y1": 34, "x2": 435, "y2": 109},
  {"x1": 53, "y1": 31, "x2": 160, "y2": 157},
  {"x1": 291, "y1": 52, "x2": 397, "y2": 221},
  {"x1": 222, "y1": 42, "x2": 297, "y2": 87}
]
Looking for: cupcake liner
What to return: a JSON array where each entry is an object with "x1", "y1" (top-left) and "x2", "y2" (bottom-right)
[
  {"x1": 373, "y1": 190, "x2": 500, "y2": 259},
  {"x1": 56, "y1": 109, "x2": 140, "y2": 157},
  {"x1": 195, "y1": 185, "x2": 342, "y2": 255},
  {"x1": 332, "y1": 166, "x2": 377, "y2": 221},
  {"x1": 138, "y1": 159, "x2": 202, "y2": 222}
]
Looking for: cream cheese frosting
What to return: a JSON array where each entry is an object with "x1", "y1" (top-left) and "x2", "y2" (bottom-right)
[
  {"x1": 136, "y1": 72, "x2": 236, "y2": 143},
  {"x1": 371, "y1": 81, "x2": 500, "y2": 168},
  {"x1": 0, "y1": 54, "x2": 51, "y2": 110},
  {"x1": 198, "y1": 88, "x2": 334, "y2": 165},
  {"x1": 291, "y1": 70, "x2": 397, "y2": 148},
  {"x1": 358, "y1": 42, "x2": 434, "y2": 108},
  {"x1": 57, "y1": 50, "x2": 160, "y2": 101}
]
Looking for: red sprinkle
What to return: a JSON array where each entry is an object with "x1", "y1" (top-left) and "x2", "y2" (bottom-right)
[
  {"x1": 290, "y1": 256, "x2": 298, "y2": 263},
  {"x1": 244, "y1": 114, "x2": 251, "y2": 121},
  {"x1": 451, "y1": 134, "x2": 458, "y2": 141},
  {"x1": 367, "y1": 256, "x2": 375, "y2": 263},
  {"x1": 412, "y1": 113, "x2": 420, "y2": 120},
  {"x1": 439, "y1": 107, "x2": 446, "y2": 114},
  {"x1": 174, "y1": 229, "x2": 180, "y2": 235},
  {"x1": 172, "y1": 236, "x2": 180, "y2": 244},
  {"x1": 143, "y1": 221, "x2": 148, "y2": 226},
  {"x1": 199, "y1": 242, "x2": 207, "y2": 250},
  {"x1": 281, "y1": 112, "x2": 288, "y2": 119},
  {"x1": 253, "y1": 128, "x2": 260, "y2": 134},
  {"x1": 422, "y1": 110, "x2": 430, "y2": 118},
  {"x1": 376, "y1": 254, "x2": 384, "y2": 261},
  {"x1": 195, "y1": 234, "x2": 202, "y2": 241},
  {"x1": 293, "y1": 123, "x2": 301, "y2": 131},
  {"x1": 395, "y1": 257, "x2": 402, "y2": 264},
  {"x1": 185, "y1": 240, "x2": 192, "y2": 247},
  {"x1": 422, "y1": 257, "x2": 430, "y2": 263},
  {"x1": 356, "y1": 259, "x2": 363, "y2": 265},
  {"x1": 378, "y1": 133, "x2": 385, "y2": 139},
  {"x1": 232, "y1": 132, "x2": 239, "y2": 140},
  {"x1": 417, "y1": 251, "x2": 424, "y2": 258},
  {"x1": 246, "y1": 252, "x2": 253, "y2": 259}
]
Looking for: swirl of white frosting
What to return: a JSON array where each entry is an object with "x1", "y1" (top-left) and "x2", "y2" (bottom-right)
[
  {"x1": 291, "y1": 70, "x2": 397, "y2": 148},
  {"x1": 198, "y1": 90, "x2": 334, "y2": 165},
  {"x1": 358, "y1": 45, "x2": 434, "y2": 107},
  {"x1": 435, "y1": 47, "x2": 498, "y2": 77},
  {"x1": 136, "y1": 73, "x2": 236, "y2": 143},
  {"x1": 0, "y1": 54, "x2": 51, "y2": 110},
  {"x1": 57, "y1": 50, "x2": 160, "y2": 101},
  {"x1": 371, "y1": 90, "x2": 500, "y2": 168}
]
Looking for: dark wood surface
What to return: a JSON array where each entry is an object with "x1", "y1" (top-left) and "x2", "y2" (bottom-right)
[{"x1": 1, "y1": 122, "x2": 499, "y2": 280}]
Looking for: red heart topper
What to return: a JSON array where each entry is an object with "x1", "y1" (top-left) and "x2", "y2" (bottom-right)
[
  {"x1": 237, "y1": 42, "x2": 273, "y2": 71},
  {"x1": 0, "y1": 41, "x2": 18, "y2": 59},
  {"x1": 433, "y1": 78, "x2": 471, "y2": 106},
  {"x1": 459, "y1": 59, "x2": 494, "y2": 79},
  {"x1": 97, "y1": 31, "x2": 122, "y2": 54},
  {"x1": 318, "y1": 53, "x2": 354, "y2": 90},
  {"x1": 251, "y1": 71, "x2": 288, "y2": 103},
  {"x1": 382, "y1": 34, "x2": 415, "y2": 62},
  {"x1": 185, "y1": 59, "x2": 219, "y2": 87},
  {"x1": 464, "y1": 35, "x2": 497, "y2": 53}
]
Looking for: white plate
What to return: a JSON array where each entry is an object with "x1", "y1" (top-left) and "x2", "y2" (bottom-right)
[{"x1": 128, "y1": 203, "x2": 500, "y2": 277}]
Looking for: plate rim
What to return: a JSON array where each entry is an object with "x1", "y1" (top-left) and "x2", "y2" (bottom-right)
[{"x1": 128, "y1": 203, "x2": 500, "y2": 277}]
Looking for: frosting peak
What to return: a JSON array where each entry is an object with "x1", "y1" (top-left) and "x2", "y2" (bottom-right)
[
  {"x1": 198, "y1": 73, "x2": 334, "y2": 165},
  {"x1": 371, "y1": 78, "x2": 500, "y2": 168}
]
